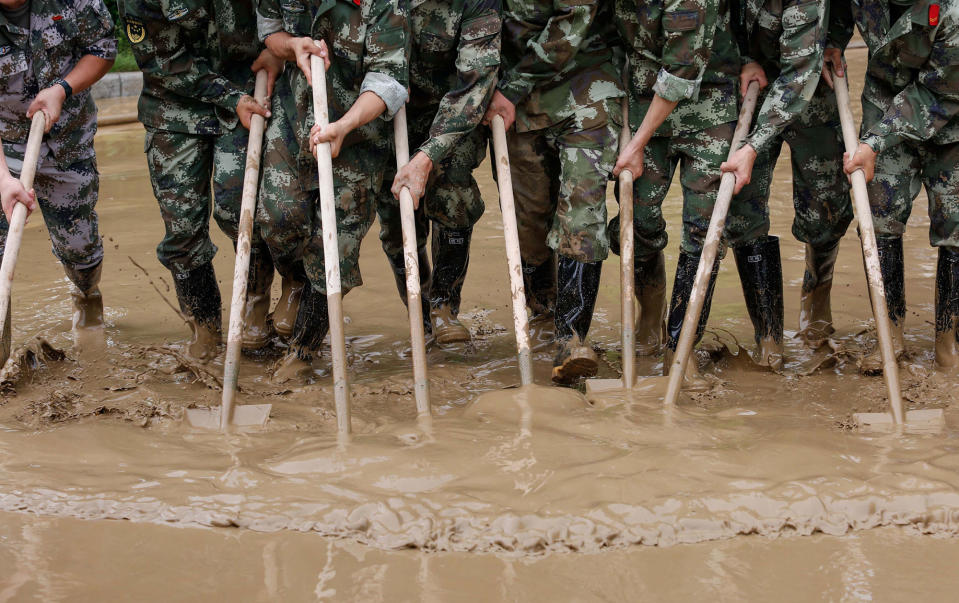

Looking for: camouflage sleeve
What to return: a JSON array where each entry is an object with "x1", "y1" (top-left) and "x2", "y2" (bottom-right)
[
  {"x1": 256, "y1": 0, "x2": 284, "y2": 41},
  {"x1": 76, "y1": 0, "x2": 119, "y2": 60},
  {"x1": 496, "y1": 0, "x2": 598, "y2": 106},
  {"x1": 861, "y1": 19, "x2": 959, "y2": 152},
  {"x1": 826, "y1": 0, "x2": 854, "y2": 50},
  {"x1": 746, "y1": 0, "x2": 827, "y2": 154},
  {"x1": 121, "y1": 0, "x2": 246, "y2": 112},
  {"x1": 419, "y1": 0, "x2": 501, "y2": 164},
  {"x1": 361, "y1": 0, "x2": 410, "y2": 118},
  {"x1": 654, "y1": 0, "x2": 717, "y2": 102}
]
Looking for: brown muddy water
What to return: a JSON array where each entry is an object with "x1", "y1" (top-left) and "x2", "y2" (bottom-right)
[{"x1": 2, "y1": 49, "x2": 959, "y2": 600}]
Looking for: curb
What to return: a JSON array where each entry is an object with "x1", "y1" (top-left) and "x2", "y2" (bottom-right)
[{"x1": 91, "y1": 72, "x2": 143, "y2": 100}]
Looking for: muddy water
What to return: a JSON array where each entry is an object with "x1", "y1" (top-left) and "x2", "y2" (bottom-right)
[{"x1": 2, "y1": 48, "x2": 959, "y2": 597}]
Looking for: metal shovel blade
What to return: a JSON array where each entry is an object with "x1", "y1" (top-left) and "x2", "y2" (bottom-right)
[
  {"x1": 186, "y1": 404, "x2": 272, "y2": 429},
  {"x1": 853, "y1": 408, "x2": 946, "y2": 433},
  {"x1": 585, "y1": 376, "x2": 670, "y2": 400}
]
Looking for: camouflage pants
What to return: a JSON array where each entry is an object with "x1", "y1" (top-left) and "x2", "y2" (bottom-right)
[
  {"x1": 375, "y1": 123, "x2": 487, "y2": 258},
  {"x1": 258, "y1": 102, "x2": 388, "y2": 295},
  {"x1": 507, "y1": 100, "x2": 618, "y2": 265},
  {"x1": 726, "y1": 103, "x2": 852, "y2": 249},
  {"x1": 869, "y1": 138, "x2": 959, "y2": 249},
  {"x1": 0, "y1": 141, "x2": 102, "y2": 269},
  {"x1": 627, "y1": 122, "x2": 734, "y2": 258},
  {"x1": 144, "y1": 126, "x2": 256, "y2": 273}
]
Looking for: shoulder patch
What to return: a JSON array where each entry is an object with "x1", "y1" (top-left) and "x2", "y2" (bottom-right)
[
  {"x1": 168, "y1": 6, "x2": 189, "y2": 20},
  {"x1": 126, "y1": 18, "x2": 146, "y2": 44},
  {"x1": 0, "y1": 46, "x2": 11, "y2": 58}
]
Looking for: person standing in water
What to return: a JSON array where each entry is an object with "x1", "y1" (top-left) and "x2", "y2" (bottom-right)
[
  {"x1": 719, "y1": 0, "x2": 853, "y2": 370},
  {"x1": 256, "y1": 0, "x2": 409, "y2": 382},
  {"x1": 0, "y1": 0, "x2": 116, "y2": 356},
  {"x1": 612, "y1": 0, "x2": 740, "y2": 383},
  {"x1": 373, "y1": 0, "x2": 501, "y2": 347},
  {"x1": 835, "y1": 0, "x2": 959, "y2": 372},
  {"x1": 483, "y1": 0, "x2": 624, "y2": 385},
  {"x1": 118, "y1": 0, "x2": 282, "y2": 363}
]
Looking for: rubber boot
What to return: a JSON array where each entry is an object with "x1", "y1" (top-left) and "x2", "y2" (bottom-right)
[
  {"x1": 934, "y1": 247, "x2": 959, "y2": 369},
  {"x1": 63, "y1": 261, "x2": 104, "y2": 330},
  {"x1": 387, "y1": 247, "x2": 433, "y2": 339},
  {"x1": 523, "y1": 256, "x2": 556, "y2": 348},
  {"x1": 798, "y1": 241, "x2": 840, "y2": 347},
  {"x1": 663, "y1": 252, "x2": 720, "y2": 385},
  {"x1": 273, "y1": 284, "x2": 330, "y2": 383},
  {"x1": 430, "y1": 226, "x2": 472, "y2": 344},
  {"x1": 635, "y1": 252, "x2": 667, "y2": 356},
  {"x1": 551, "y1": 257, "x2": 602, "y2": 385},
  {"x1": 860, "y1": 237, "x2": 906, "y2": 375},
  {"x1": 734, "y1": 236, "x2": 785, "y2": 371},
  {"x1": 241, "y1": 246, "x2": 275, "y2": 351},
  {"x1": 173, "y1": 263, "x2": 222, "y2": 364},
  {"x1": 273, "y1": 262, "x2": 306, "y2": 339}
]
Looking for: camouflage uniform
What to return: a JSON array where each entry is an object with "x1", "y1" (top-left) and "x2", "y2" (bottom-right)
[
  {"x1": 835, "y1": 0, "x2": 959, "y2": 369},
  {"x1": 0, "y1": 0, "x2": 116, "y2": 271}
]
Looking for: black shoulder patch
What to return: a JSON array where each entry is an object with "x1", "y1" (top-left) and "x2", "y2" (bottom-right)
[
  {"x1": 126, "y1": 18, "x2": 146, "y2": 44},
  {"x1": 663, "y1": 10, "x2": 701, "y2": 32}
]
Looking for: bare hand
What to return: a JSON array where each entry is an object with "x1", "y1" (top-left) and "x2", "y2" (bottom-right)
[
  {"x1": 844, "y1": 142, "x2": 877, "y2": 182},
  {"x1": 251, "y1": 48, "x2": 285, "y2": 98},
  {"x1": 236, "y1": 94, "x2": 271, "y2": 130},
  {"x1": 310, "y1": 121, "x2": 348, "y2": 158},
  {"x1": 391, "y1": 152, "x2": 432, "y2": 209},
  {"x1": 720, "y1": 144, "x2": 758, "y2": 194},
  {"x1": 0, "y1": 174, "x2": 37, "y2": 223},
  {"x1": 482, "y1": 90, "x2": 516, "y2": 131},
  {"x1": 27, "y1": 85, "x2": 66, "y2": 133},
  {"x1": 739, "y1": 62, "x2": 768, "y2": 97},
  {"x1": 613, "y1": 136, "x2": 646, "y2": 179},
  {"x1": 822, "y1": 48, "x2": 845, "y2": 89},
  {"x1": 291, "y1": 38, "x2": 330, "y2": 86}
]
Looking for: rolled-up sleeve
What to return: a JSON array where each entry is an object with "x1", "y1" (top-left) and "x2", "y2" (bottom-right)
[
  {"x1": 360, "y1": 71, "x2": 408, "y2": 117},
  {"x1": 363, "y1": 0, "x2": 410, "y2": 120},
  {"x1": 655, "y1": 0, "x2": 716, "y2": 102},
  {"x1": 256, "y1": 0, "x2": 284, "y2": 41},
  {"x1": 78, "y1": 0, "x2": 119, "y2": 60}
]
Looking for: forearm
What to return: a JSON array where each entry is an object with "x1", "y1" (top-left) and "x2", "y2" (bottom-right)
[
  {"x1": 338, "y1": 91, "x2": 387, "y2": 133},
  {"x1": 64, "y1": 54, "x2": 114, "y2": 95},
  {"x1": 633, "y1": 95, "x2": 680, "y2": 146}
]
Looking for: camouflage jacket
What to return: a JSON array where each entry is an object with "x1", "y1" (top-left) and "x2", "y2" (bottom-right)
[
  {"x1": 0, "y1": 0, "x2": 116, "y2": 166},
  {"x1": 119, "y1": 0, "x2": 262, "y2": 136},
  {"x1": 256, "y1": 0, "x2": 409, "y2": 184},
  {"x1": 836, "y1": 0, "x2": 959, "y2": 151},
  {"x1": 409, "y1": 0, "x2": 501, "y2": 164},
  {"x1": 616, "y1": 0, "x2": 740, "y2": 136},
  {"x1": 734, "y1": 0, "x2": 831, "y2": 154},
  {"x1": 498, "y1": 0, "x2": 624, "y2": 132}
]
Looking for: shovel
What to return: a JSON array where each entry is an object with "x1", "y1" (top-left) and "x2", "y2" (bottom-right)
[
  {"x1": 186, "y1": 71, "x2": 272, "y2": 430},
  {"x1": 489, "y1": 115, "x2": 534, "y2": 386},
  {"x1": 833, "y1": 73, "x2": 944, "y2": 431},
  {"x1": 0, "y1": 112, "x2": 46, "y2": 368},
  {"x1": 392, "y1": 107, "x2": 431, "y2": 419},
  {"x1": 662, "y1": 81, "x2": 761, "y2": 407},
  {"x1": 311, "y1": 52, "x2": 352, "y2": 437}
]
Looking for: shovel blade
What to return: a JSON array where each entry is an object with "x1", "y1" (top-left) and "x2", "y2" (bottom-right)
[
  {"x1": 853, "y1": 409, "x2": 946, "y2": 433},
  {"x1": 585, "y1": 376, "x2": 670, "y2": 400},
  {"x1": 186, "y1": 404, "x2": 272, "y2": 430}
]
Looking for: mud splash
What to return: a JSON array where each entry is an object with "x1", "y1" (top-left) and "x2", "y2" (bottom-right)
[{"x1": 2, "y1": 48, "x2": 959, "y2": 560}]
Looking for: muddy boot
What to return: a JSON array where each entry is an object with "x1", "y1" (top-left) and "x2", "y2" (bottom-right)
[
  {"x1": 798, "y1": 241, "x2": 839, "y2": 346},
  {"x1": 663, "y1": 252, "x2": 719, "y2": 386},
  {"x1": 635, "y1": 252, "x2": 667, "y2": 356},
  {"x1": 860, "y1": 237, "x2": 906, "y2": 375},
  {"x1": 387, "y1": 247, "x2": 433, "y2": 340},
  {"x1": 64, "y1": 261, "x2": 104, "y2": 330},
  {"x1": 934, "y1": 247, "x2": 959, "y2": 369},
  {"x1": 173, "y1": 263, "x2": 222, "y2": 364},
  {"x1": 273, "y1": 262, "x2": 306, "y2": 339},
  {"x1": 274, "y1": 284, "x2": 330, "y2": 383},
  {"x1": 551, "y1": 257, "x2": 601, "y2": 385},
  {"x1": 430, "y1": 226, "x2": 472, "y2": 344},
  {"x1": 523, "y1": 256, "x2": 557, "y2": 348},
  {"x1": 241, "y1": 247, "x2": 275, "y2": 352},
  {"x1": 734, "y1": 236, "x2": 785, "y2": 371}
]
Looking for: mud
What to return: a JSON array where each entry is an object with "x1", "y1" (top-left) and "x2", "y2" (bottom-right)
[{"x1": 2, "y1": 48, "x2": 959, "y2": 595}]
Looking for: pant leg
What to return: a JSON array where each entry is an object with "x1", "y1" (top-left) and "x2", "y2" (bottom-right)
[
  {"x1": 548, "y1": 100, "x2": 618, "y2": 263},
  {"x1": 867, "y1": 140, "x2": 923, "y2": 239},
  {"x1": 507, "y1": 128, "x2": 560, "y2": 266},
  {"x1": 423, "y1": 126, "x2": 487, "y2": 231},
  {"x1": 674, "y1": 122, "x2": 735, "y2": 256},
  {"x1": 919, "y1": 140, "x2": 959, "y2": 249},
  {"x1": 725, "y1": 137, "x2": 782, "y2": 247},
  {"x1": 211, "y1": 123, "x2": 250, "y2": 243},
  {"x1": 144, "y1": 128, "x2": 217, "y2": 273},
  {"x1": 629, "y1": 136, "x2": 677, "y2": 259},
  {"x1": 374, "y1": 158, "x2": 429, "y2": 259}
]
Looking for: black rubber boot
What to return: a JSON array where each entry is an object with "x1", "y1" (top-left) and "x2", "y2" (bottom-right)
[
  {"x1": 552, "y1": 257, "x2": 602, "y2": 385},
  {"x1": 522, "y1": 255, "x2": 556, "y2": 318},
  {"x1": 634, "y1": 252, "x2": 667, "y2": 356},
  {"x1": 860, "y1": 237, "x2": 905, "y2": 374},
  {"x1": 798, "y1": 241, "x2": 840, "y2": 346},
  {"x1": 387, "y1": 247, "x2": 433, "y2": 338},
  {"x1": 430, "y1": 226, "x2": 472, "y2": 344},
  {"x1": 934, "y1": 247, "x2": 959, "y2": 369},
  {"x1": 63, "y1": 260, "x2": 104, "y2": 330},
  {"x1": 173, "y1": 262, "x2": 222, "y2": 363},
  {"x1": 664, "y1": 252, "x2": 719, "y2": 383},
  {"x1": 734, "y1": 236, "x2": 785, "y2": 371},
  {"x1": 241, "y1": 245, "x2": 275, "y2": 351}
]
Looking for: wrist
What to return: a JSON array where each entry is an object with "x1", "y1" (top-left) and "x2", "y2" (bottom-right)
[{"x1": 52, "y1": 81, "x2": 69, "y2": 101}]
